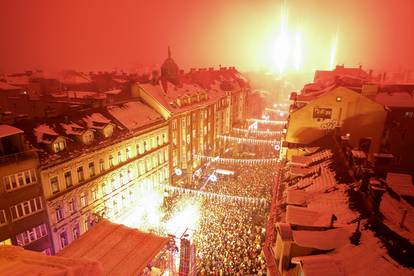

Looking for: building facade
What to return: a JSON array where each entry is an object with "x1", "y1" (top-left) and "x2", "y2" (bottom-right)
[
  {"x1": 286, "y1": 86, "x2": 387, "y2": 159},
  {"x1": 0, "y1": 125, "x2": 54, "y2": 254},
  {"x1": 14, "y1": 100, "x2": 169, "y2": 253}
]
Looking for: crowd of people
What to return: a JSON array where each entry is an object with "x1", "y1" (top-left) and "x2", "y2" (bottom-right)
[
  {"x1": 202, "y1": 164, "x2": 277, "y2": 199},
  {"x1": 195, "y1": 200, "x2": 268, "y2": 275},
  {"x1": 158, "y1": 159, "x2": 277, "y2": 275}
]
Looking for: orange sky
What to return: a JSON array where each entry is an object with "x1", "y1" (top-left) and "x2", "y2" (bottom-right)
[{"x1": 0, "y1": 0, "x2": 413, "y2": 73}]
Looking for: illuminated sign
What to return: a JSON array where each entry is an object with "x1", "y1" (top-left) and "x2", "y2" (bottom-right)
[{"x1": 313, "y1": 107, "x2": 332, "y2": 119}]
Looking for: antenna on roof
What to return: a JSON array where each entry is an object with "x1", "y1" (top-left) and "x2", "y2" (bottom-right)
[{"x1": 168, "y1": 46, "x2": 171, "y2": 59}]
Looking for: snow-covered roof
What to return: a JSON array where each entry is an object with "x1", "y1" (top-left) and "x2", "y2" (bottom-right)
[
  {"x1": 58, "y1": 70, "x2": 92, "y2": 84},
  {"x1": 0, "y1": 246, "x2": 103, "y2": 276},
  {"x1": 286, "y1": 205, "x2": 332, "y2": 228},
  {"x1": 138, "y1": 80, "x2": 227, "y2": 114},
  {"x1": 292, "y1": 255, "x2": 345, "y2": 276},
  {"x1": 104, "y1": 89, "x2": 122, "y2": 95},
  {"x1": 34, "y1": 124, "x2": 59, "y2": 144},
  {"x1": 292, "y1": 227, "x2": 351, "y2": 251},
  {"x1": 0, "y1": 81, "x2": 21, "y2": 90},
  {"x1": 61, "y1": 122, "x2": 85, "y2": 136},
  {"x1": 0, "y1": 124, "x2": 23, "y2": 138},
  {"x1": 386, "y1": 173, "x2": 414, "y2": 197},
  {"x1": 1, "y1": 75, "x2": 30, "y2": 86},
  {"x1": 287, "y1": 190, "x2": 308, "y2": 206},
  {"x1": 58, "y1": 220, "x2": 169, "y2": 275},
  {"x1": 290, "y1": 150, "x2": 333, "y2": 167},
  {"x1": 83, "y1": 113, "x2": 111, "y2": 129},
  {"x1": 106, "y1": 101, "x2": 162, "y2": 131},
  {"x1": 375, "y1": 91, "x2": 414, "y2": 108},
  {"x1": 52, "y1": 91, "x2": 106, "y2": 100}
]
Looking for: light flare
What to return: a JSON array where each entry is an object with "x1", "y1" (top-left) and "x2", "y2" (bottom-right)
[
  {"x1": 329, "y1": 30, "x2": 339, "y2": 70},
  {"x1": 165, "y1": 198, "x2": 201, "y2": 238},
  {"x1": 293, "y1": 31, "x2": 302, "y2": 71},
  {"x1": 276, "y1": 2, "x2": 289, "y2": 74}
]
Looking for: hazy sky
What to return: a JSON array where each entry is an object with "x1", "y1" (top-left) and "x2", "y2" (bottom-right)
[{"x1": 0, "y1": 0, "x2": 413, "y2": 73}]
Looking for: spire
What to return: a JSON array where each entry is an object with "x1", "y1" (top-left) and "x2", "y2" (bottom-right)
[{"x1": 168, "y1": 46, "x2": 171, "y2": 59}]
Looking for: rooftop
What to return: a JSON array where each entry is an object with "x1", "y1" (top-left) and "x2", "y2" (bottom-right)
[
  {"x1": 0, "y1": 246, "x2": 103, "y2": 276},
  {"x1": 58, "y1": 220, "x2": 169, "y2": 275}
]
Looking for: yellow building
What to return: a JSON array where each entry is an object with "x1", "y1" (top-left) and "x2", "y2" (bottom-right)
[
  {"x1": 286, "y1": 86, "x2": 387, "y2": 159},
  {"x1": 16, "y1": 100, "x2": 170, "y2": 254}
]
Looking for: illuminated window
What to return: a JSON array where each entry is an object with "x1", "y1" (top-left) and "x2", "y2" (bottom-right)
[
  {"x1": 77, "y1": 167, "x2": 84, "y2": 182},
  {"x1": 0, "y1": 210, "x2": 7, "y2": 226},
  {"x1": 50, "y1": 176, "x2": 59, "y2": 194},
  {"x1": 56, "y1": 206, "x2": 64, "y2": 222},
  {"x1": 126, "y1": 147, "x2": 131, "y2": 159},
  {"x1": 68, "y1": 199, "x2": 76, "y2": 214},
  {"x1": 118, "y1": 151, "x2": 122, "y2": 163},
  {"x1": 88, "y1": 162, "x2": 95, "y2": 177},
  {"x1": 59, "y1": 231, "x2": 68, "y2": 249},
  {"x1": 4, "y1": 169, "x2": 37, "y2": 192},
  {"x1": 91, "y1": 187, "x2": 97, "y2": 201},
  {"x1": 405, "y1": 111, "x2": 413, "y2": 118},
  {"x1": 64, "y1": 171, "x2": 72, "y2": 188},
  {"x1": 72, "y1": 224, "x2": 80, "y2": 240},
  {"x1": 53, "y1": 140, "x2": 66, "y2": 153},
  {"x1": 16, "y1": 224, "x2": 48, "y2": 246},
  {"x1": 0, "y1": 239, "x2": 11, "y2": 246},
  {"x1": 128, "y1": 167, "x2": 133, "y2": 181},
  {"x1": 80, "y1": 192, "x2": 87, "y2": 208},
  {"x1": 109, "y1": 155, "x2": 114, "y2": 167},
  {"x1": 99, "y1": 159, "x2": 105, "y2": 172}
]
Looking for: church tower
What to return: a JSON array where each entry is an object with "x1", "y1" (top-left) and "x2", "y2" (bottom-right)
[{"x1": 161, "y1": 46, "x2": 180, "y2": 84}]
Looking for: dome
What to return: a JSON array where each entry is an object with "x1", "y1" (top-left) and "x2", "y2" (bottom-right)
[{"x1": 161, "y1": 47, "x2": 180, "y2": 82}]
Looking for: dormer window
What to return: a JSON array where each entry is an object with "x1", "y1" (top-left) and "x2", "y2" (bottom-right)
[
  {"x1": 53, "y1": 140, "x2": 66, "y2": 153},
  {"x1": 82, "y1": 130, "x2": 94, "y2": 145},
  {"x1": 103, "y1": 124, "x2": 114, "y2": 138}
]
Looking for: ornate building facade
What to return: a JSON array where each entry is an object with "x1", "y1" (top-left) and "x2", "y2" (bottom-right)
[{"x1": 15, "y1": 101, "x2": 169, "y2": 253}]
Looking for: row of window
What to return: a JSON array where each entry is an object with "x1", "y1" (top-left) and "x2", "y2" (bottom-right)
[
  {"x1": 50, "y1": 148, "x2": 168, "y2": 195},
  {"x1": 3, "y1": 169, "x2": 37, "y2": 192},
  {"x1": 16, "y1": 224, "x2": 48, "y2": 246},
  {"x1": 55, "y1": 168, "x2": 136, "y2": 223},
  {"x1": 54, "y1": 165, "x2": 169, "y2": 224},
  {"x1": 10, "y1": 197, "x2": 43, "y2": 222}
]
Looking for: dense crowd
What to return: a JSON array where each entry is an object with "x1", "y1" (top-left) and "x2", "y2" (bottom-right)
[
  {"x1": 203, "y1": 164, "x2": 277, "y2": 199},
  {"x1": 160, "y1": 160, "x2": 277, "y2": 275},
  {"x1": 195, "y1": 201, "x2": 268, "y2": 275}
]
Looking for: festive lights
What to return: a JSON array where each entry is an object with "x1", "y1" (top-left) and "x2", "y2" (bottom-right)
[
  {"x1": 232, "y1": 127, "x2": 283, "y2": 137},
  {"x1": 246, "y1": 118, "x2": 287, "y2": 125},
  {"x1": 193, "y1": 154, "x2": 280, "y2": 165},
  {"x1": 218, "y1": 134, "x2": 281, "y2": 145},
  {"x1": 163, "y1": 184, "x2": 268, "y2": 207}
]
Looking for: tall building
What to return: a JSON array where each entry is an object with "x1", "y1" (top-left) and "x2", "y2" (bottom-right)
[
  {"x1": 14, "y1": 100, "x2": 169, "y2": 253},
  {"x1": 0, "y1": 125, "x2": 54, "y2": 254},
  {"x1": 132, "y1": 49, "x2": 249, "y2": 184}
]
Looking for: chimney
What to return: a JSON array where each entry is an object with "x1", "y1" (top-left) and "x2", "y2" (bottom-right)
[{"x1": 330, "y1": 214, "x2": 338, "y2": 228}]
